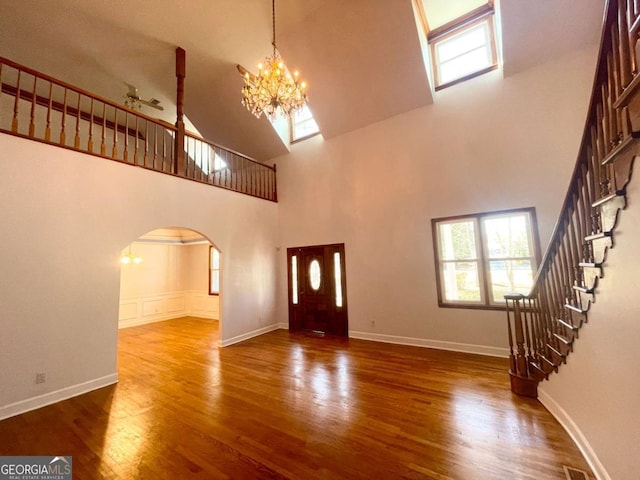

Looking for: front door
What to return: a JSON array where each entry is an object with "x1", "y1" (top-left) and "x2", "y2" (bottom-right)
[{"x1": 287, "y1": 243, "x2": 348, "y2": 336}]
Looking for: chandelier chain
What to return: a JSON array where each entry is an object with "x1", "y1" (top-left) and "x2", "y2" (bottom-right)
[{"x1": 272, "y1": 0, "x2": 276, "y2": 50}]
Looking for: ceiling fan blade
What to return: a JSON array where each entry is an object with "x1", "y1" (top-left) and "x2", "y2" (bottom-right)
[
  {"x1": 139, "y1": 98, "x2": 164, "y2": 111},
  {"x1": 124, "y1": 82, "x2": 139, "y2": 98}
]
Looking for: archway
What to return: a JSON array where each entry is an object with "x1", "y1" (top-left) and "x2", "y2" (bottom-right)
[{"x1": 117, "y1": 227, "x2": 220, "y2": 328}]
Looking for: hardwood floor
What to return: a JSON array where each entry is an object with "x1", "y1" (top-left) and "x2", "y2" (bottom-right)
[{"x1": 0, "y1": 317, "x2": 592, "y2": 479}]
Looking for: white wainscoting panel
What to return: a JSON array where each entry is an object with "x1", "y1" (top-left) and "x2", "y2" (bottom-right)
[
  {"x1": 188, "y1": 291, "x2": 219, "y2": 320},
  {"x1": 119, "y1": 290, "x2": 218, "y2": 328},
  {"x1": 119, "y1": 301, "x2": 137, "y2": 321},
  {"x1": 167, "y1": 295, "x2": 185, "y2": 313}
]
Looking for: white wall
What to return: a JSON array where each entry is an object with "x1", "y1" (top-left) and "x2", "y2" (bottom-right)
[
  {"x1": 275, "y1": 47, "x2": 597, "y2": 354},
  {"x1": 539, "y1": 166, "x2": 640, "y2": 480},
  {"x1": 0, "y1": 133, "x2": 278, "y2": 418},
  {"x1": 118, "y1": 241, "x2": 219, "y2": 327}
]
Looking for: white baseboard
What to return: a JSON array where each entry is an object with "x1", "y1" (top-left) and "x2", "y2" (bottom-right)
[
  {"x1": 0, "y1": 373, "x2": 118, "y2": 421},
  {"x1": 220, "y1": 324, "x2": 281, "y2": 347},
  {"x1": 538, "y1": 389, "x2": 610, "y2": 480},
  {"x1": 348, "y1": 331, "x2": 509, "y2": 358},
  {"x1": 119, "y1": 314, "x2": 178, "y2": 329},
  {"x1": 277, "y1": 322, "x2": 288, "y2": 329}
]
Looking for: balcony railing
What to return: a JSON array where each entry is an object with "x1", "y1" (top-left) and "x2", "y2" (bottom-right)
[{"x1": 0, "y1": 54, "x2": 277, "y2": 202}]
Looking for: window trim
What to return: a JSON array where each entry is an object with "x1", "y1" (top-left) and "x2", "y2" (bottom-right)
[
  {"x1": 431, "y1": 207, "x2": 542, "y2": 311},
  {"x1": 209, "y1": 245, "x2": 220, "y2": 296},
  {"x1": 427, "y1": 2, "x2": 498, "y2": 91}
]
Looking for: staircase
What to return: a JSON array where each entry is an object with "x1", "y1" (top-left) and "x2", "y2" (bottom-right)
[{"x1": 506, "y1": 0, "x2": 640, "y2": 398}]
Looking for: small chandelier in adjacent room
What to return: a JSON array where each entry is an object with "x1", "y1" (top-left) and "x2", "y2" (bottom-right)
[
  {"x1": 239, "y1": 0, "x2": 308, "y2": 119},
  {"x1": 120, "y1": 245, "x2": 142, "y2": 265}
]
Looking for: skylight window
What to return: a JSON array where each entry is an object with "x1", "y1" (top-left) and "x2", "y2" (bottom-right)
[
  {"x1": 415, "y1": 1, "x2": 499, "y2": 91},
  {"x1": 290, "y1": 104, "x2": 320, "y2": 142},
  {"x1": 431, "y1": 16, "x2": 497, "y2": 90}
]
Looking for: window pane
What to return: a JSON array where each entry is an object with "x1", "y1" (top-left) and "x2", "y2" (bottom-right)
[
  {"x1": 292, "y1": 255, "x2": 298, "y2": 304},
  {"x1": 488, "y1": 259, "x2": 534, "y2": 302},
  {"x1": 209, "y1": 247, "x2": 220, "y2": 294},
  {"x1": 483, "y1": 214, "x2": 531, "y2": 259},
  {"x1": 334, "y1": 252, "x2": 343, "y2": 307},
  {"x1": 442, "y1": 261, "x2": 481, "y2": 302},
  {"x1": 292, "y1": 104, "x2": 320, "y2": 141},
  {"x1": 438, "y1": 221, "x2": 477, "y2": 260},
  {"x1": 437, "y1": 24, "x2": 487, "y2": 63},
  {"x1": 309, "y1": 259, "x2": 321, "y2": 290},
  {"x1": 439, "y1": 46, "x2": 491, "y2": 84},
  {"x1": 293, "y1": 104, "x2": 314, "y2": 122},
  {"x1": 293, "y1": 118, "x2": 319, "y2": 140},
  {"x1": 211, "y1": 271, "x2": 220, "y2": 293},
  {"x1": 212, "y1": 248, "x2": 220, "y2": 269}
]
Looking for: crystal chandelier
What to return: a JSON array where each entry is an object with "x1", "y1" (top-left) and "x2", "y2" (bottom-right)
[{"x1": 240, "y1": 0, "x2": 308, "y2": 119}]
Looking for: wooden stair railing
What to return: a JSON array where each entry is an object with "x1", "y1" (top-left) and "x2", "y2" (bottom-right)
[
  {"x1": 506, "y1": 0, "x2": 640, "y2": 397},
  {"x1": 0, "y1": 52, "x2": 277, "y2": 202}
]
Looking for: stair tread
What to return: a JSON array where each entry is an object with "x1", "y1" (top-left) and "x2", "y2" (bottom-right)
[
  {"x1": 540, "y1": 354, "x2": 560, "y2": 371},
  {"x1": 602, "y1": 132, "x2": 638, "y2": 165},
  {"x1": 613, "y1": 76, "x2": 640, "y2": 108},
  {"x1": 585, "y1": 231, "x2": 613, "y2": 241},
  {"x1": 553, "y1": 332, "x2": 573, "y2": 346},
  {"x1": 547, "y1": 344, "x2": 567, "y2": 359},
  {"x1": 565, "y1": 303, "x2": 587, "y2": 314},
  {"x1": 592, "y1": 189, "x2": 626, "y2": 207},
  {"x1": 557, "y1": 318, "x2": 580, "y2": 331},
  {"x1": 573, "y1": 285, "x2": 594, "y2": 294},
  {"x1": 529, "y1": 361, "x2": 548, "y2": 380},
  {"x1": 579, "y1": 262, "x2": 602, "y2": 268}
]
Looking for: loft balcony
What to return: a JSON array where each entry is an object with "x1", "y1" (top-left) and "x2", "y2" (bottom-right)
[{"x1": 0, "y1": 53, "x2": 277, "y2": 202}]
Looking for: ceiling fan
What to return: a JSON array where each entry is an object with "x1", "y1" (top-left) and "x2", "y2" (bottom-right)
[{"x1": 124, "y1": 83, "x2": 164, "y2": 111}]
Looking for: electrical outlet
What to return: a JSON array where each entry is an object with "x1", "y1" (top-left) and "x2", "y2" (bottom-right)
[{"x1": 35, "y1": 372, "x2": 46, "y2": 384}]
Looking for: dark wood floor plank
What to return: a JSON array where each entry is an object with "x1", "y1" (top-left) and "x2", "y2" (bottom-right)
[{"x1": 0, "y1": 317, "x2": 592, "y2": 479}]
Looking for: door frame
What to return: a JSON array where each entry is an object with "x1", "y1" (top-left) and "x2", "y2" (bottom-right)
[{"x1": 286, "y1": 243, "x2": 348, "y2": 336}]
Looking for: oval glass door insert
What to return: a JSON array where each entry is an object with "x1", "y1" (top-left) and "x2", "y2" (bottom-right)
[{"x1": 309, "y1": 259, "x2": 321, "y2": 290}]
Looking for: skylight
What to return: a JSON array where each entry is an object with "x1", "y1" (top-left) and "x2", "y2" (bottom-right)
[
  {"x1": 267, "y1": 104, "x2": 321, "y2": 144},
  {"x1": 291, "y1": 104, "x2": 320, "y2": 142},
  {"x1": 414, "y1": 0, "x2": 499, "y2": 91},
  {"x1": 433, "y1": 18, "x2": 496, "y2": 88}
]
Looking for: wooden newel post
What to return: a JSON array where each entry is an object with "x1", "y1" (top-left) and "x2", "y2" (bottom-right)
[
  {"x1": 174, "y1": 47, "x2": 186, "y2": 176},
  {"x1": 505, "y1": 293, "x2": 538, "y2": 398}
]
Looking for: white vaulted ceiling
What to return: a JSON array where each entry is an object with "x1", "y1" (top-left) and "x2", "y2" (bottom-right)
[{"x1": 0, "y1": 0, "x2": 605, "y2": 161}]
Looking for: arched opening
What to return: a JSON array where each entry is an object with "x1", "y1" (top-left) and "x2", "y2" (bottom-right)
[{"x1": 118, "y1": 227, "x2": 220, "y2": 328}]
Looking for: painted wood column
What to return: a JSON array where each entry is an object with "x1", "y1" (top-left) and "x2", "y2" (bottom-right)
[{"x1": 174, "y1": 47, "x2": 186, "y2": 176}]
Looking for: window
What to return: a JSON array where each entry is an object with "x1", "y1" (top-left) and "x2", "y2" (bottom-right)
[
  {"x1": 333, "y1": 252, "x2": 343, "y2": 308},
  {"x1": 291, "y1": 255, "x2": 299, "y2": 304},
  {"x1": 209, "y1": 246, "x2": 220, "y2": 295},
  {"x1": 426, "y1": 3, "x2": 498, "y2": 91},
  {"x1": 290, "y1": 104, "x2": 320, "y2": 142},
  {"x1": 431, "y1": 208, "x2": 541, "y2": 309}
]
